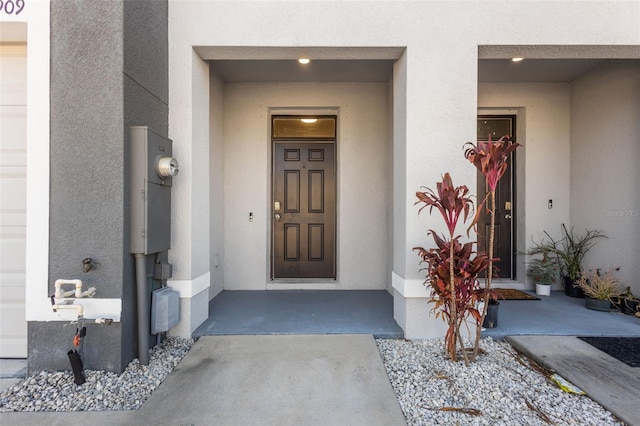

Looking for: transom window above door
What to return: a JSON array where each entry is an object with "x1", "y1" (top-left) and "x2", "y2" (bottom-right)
[
  {"x1": 477, "y1": 117, "x2": 513, "y2": 141},
  {"x1": 272, "y1": 116, "x2": 336, "y2": 139}
]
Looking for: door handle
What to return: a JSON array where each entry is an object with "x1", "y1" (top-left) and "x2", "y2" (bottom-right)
[
  {"x1": 274, "y1": 213, "x2": 281, "y2": 221},
  {"x1": 505, "y1": 213, "x2": 512, "y2": 219}
]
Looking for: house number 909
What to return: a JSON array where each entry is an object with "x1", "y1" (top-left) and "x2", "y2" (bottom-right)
[{"x1": 0, "y1": 0, "x2": 25, "y2": 15}]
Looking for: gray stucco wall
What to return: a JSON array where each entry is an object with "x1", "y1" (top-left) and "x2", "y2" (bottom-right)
[
  {"x1": 29, "y1": 0, "x2": 168, "y2": 373},
  {"x1": 122, "y1": 0, "x2": 169, "y2": 371}
]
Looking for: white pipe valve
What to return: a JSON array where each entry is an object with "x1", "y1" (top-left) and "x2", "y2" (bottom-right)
[{"x1": 54, "y1": 279, "x2": 96, "y2": 299}]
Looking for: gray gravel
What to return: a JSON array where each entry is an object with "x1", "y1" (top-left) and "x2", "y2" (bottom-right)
[
  {"x1": 376, "y1": 337, "x2": 622, "y2": 425},
  {"x1": 0, "y1": 336, "x2": 623, "y2": 425},
  {"x1": 0, "y1": 336, "x2": 193, "y2": 412}
]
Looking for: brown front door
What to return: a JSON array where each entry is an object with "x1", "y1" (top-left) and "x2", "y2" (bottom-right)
[
  {"x1": 477, "y1": 115, "x2": 516, "y2": 279},
  {"x1": 272, "y1": 142, "x2": 336, "y2": 278}
]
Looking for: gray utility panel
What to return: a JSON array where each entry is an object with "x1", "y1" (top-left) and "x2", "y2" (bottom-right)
[
  {"x1": 151, "y1": 287, "x2": 180, "y2": 334},
  {"x1": 130, "y1": 126, "x2": 179, "y2": 255}
]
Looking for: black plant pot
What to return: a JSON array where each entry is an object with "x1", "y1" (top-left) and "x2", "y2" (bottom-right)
[
  {"x1": 611, "y1": 296, "x2": 623, "y2": 311},
  {"x1": 563, "y1": 276, "x2": 585, "y2": 298},
  {"x1": 621, "y1": 298, "x2": 639, "y2": 315},
  {"x1": 483, "y1": 300, "x2": 499, "y2": 328},
  {"x1": 585, "y1": 297, "x2": 612, "y2": 312}
]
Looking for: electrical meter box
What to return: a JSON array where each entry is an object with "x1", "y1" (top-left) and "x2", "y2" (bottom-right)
[{"x1": 130, "y1": 126, "x2": 179, "y2": 255}]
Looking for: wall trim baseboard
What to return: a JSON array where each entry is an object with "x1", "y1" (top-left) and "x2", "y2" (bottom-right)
[
  {"x1": 169, "y1": 271, "x2": 210, "y2": 298},
  {"x1": 392, "y1": 271, "x2": 430, "y2": 298},
  {"x1": 29, "y1": 298, "x2": 122, "y2": 322}
]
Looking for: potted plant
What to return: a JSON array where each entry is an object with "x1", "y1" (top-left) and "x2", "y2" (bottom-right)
[
  {"x1": 614, "y1": 286, "x2": 640, "y2": 316},
  {"x1": 576, "y1": 267, "x2": 623, "y2": 311},
  {"x1": 622, "y1": 297, "x2": 640, "y2": 316},
  {"x1": 526, "y1": 252, "x2": 557, "y2": 296},
  {"x1": 529, "y1": 224, "x2": 606, "y2": 298},
  {"x1": 482, "y1": 298, "x2": 500, "y2": 328}
]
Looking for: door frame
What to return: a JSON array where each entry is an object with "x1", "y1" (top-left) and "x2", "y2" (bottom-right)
[{"x1": 268, "y1": 112, "x2": 338, "y2": 282}]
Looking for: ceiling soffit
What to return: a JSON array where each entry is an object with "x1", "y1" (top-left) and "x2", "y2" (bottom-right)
[{"x1": 195, "y1": 45, "x2": 640, "y2": 83}]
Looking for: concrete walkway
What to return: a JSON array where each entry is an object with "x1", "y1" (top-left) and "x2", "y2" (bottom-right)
[
  {"x1": 0, "y1": 335, "x2": 406, "y2": 426},
  {"x1": 0, "y1": 358, "x2": 26, "y2": 393},
  {"x1": 508, "y1": 335, "x2": 640, "y2": 426}
]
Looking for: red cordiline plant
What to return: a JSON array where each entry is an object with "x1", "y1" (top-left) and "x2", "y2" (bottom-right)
[
  {"x1": 414, "y1": 173, "x2": 490, "y2": 363},
  {"x1": 414, "y1": 233, "x2": 489, "y2": 363},
  {"x1": 464, "y1": 135, "x2": 520, "y2": 361}
]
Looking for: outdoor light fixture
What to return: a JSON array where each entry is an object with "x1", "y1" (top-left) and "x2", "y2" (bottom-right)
[
  {"x1": 300, "y1": 118, "x2": 317, "y2": 124},
  {"x1": 511, "y1": 57, "x2": 524, "y2": 62},
  {"x1": 298, "y1": 58, "x2": 310, "y2": 64}
]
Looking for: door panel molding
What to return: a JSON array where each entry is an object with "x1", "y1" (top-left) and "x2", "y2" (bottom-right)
[
  {"x1": 308, "y1": 170, "x2": 325, "y2": 213},
  {"x1": 308, "y1": 224, "x2": 325, "y2": 261},
  {"x1": 284, "y1": 170, "x2": 300, "y2": 213},
  {"x1": 284, "y1": 224, "x2": 301, "y2": 261}
]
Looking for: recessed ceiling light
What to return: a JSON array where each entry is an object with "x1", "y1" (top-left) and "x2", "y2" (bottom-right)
[
  {"x1": 512, "y1": 57, "x2": 524, "y2": 62},
  {"x1": 300, "y1": 118, "x2": 317, "y2": 124},
  {"x1": 298, "y1": 58, "x2": 310, "y2": 64}
]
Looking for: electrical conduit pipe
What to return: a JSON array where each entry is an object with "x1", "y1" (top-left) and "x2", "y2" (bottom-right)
[{"x1": 135, "y1": 253, "x2": 150, "y2": 365}]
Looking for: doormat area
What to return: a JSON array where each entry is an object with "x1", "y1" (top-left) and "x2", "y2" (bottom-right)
[
  {"x1": 493, "y1": 288, "x2": 540, "y2": 301},
  {"x1": 578, "y1": 337, "x2": 640, "y2": 367}
]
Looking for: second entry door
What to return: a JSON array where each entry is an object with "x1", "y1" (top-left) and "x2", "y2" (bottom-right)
[
  {"x1": 272, "y1": 142, "x2": 336, "y2": 278},
  {"x1": 477, "y1": 115, "x2": 516, "y2": 279}
]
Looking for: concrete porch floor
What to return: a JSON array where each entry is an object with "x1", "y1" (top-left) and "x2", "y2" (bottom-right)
[
  {"x1": 193, "y1": 289, "x2": 640, "y2": 340},
  {"x1": 483, "y1": 290, "x2": 640, "y2": 340},
  {"x1": 193, "y1": 290, "x2": 405, "y2": 338}
]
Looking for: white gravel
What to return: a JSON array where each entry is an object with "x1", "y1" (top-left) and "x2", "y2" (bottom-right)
[
  {"x1": 0, "y1": 336, "x2": 624, "y2": 425},
  {"x1": 0, "y1": 336, "x2": 193, "y2": 412},
  {"x1": 376, "y1": 337, "x2": 622, "y2": 426}
]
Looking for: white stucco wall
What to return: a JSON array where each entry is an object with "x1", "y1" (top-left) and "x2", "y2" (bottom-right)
[
  {"x1": 168, "y1": 0, "x2": 640, "y2": 338},
  {"x1": 570, "y1": 61, "x2": 640, "y2": 295},
  {"x1": 222, "y1": 82, "x2": 390, "y2": 290},
  {"x1": 168, "y1": 50, "x2": 211, "y2": 286},
  {"x1": 478, "y1": 83, "x2": 572, "y2": 289},
  {"x1": 209, "y1": 67, "x2": 225, "y2": 299}
]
